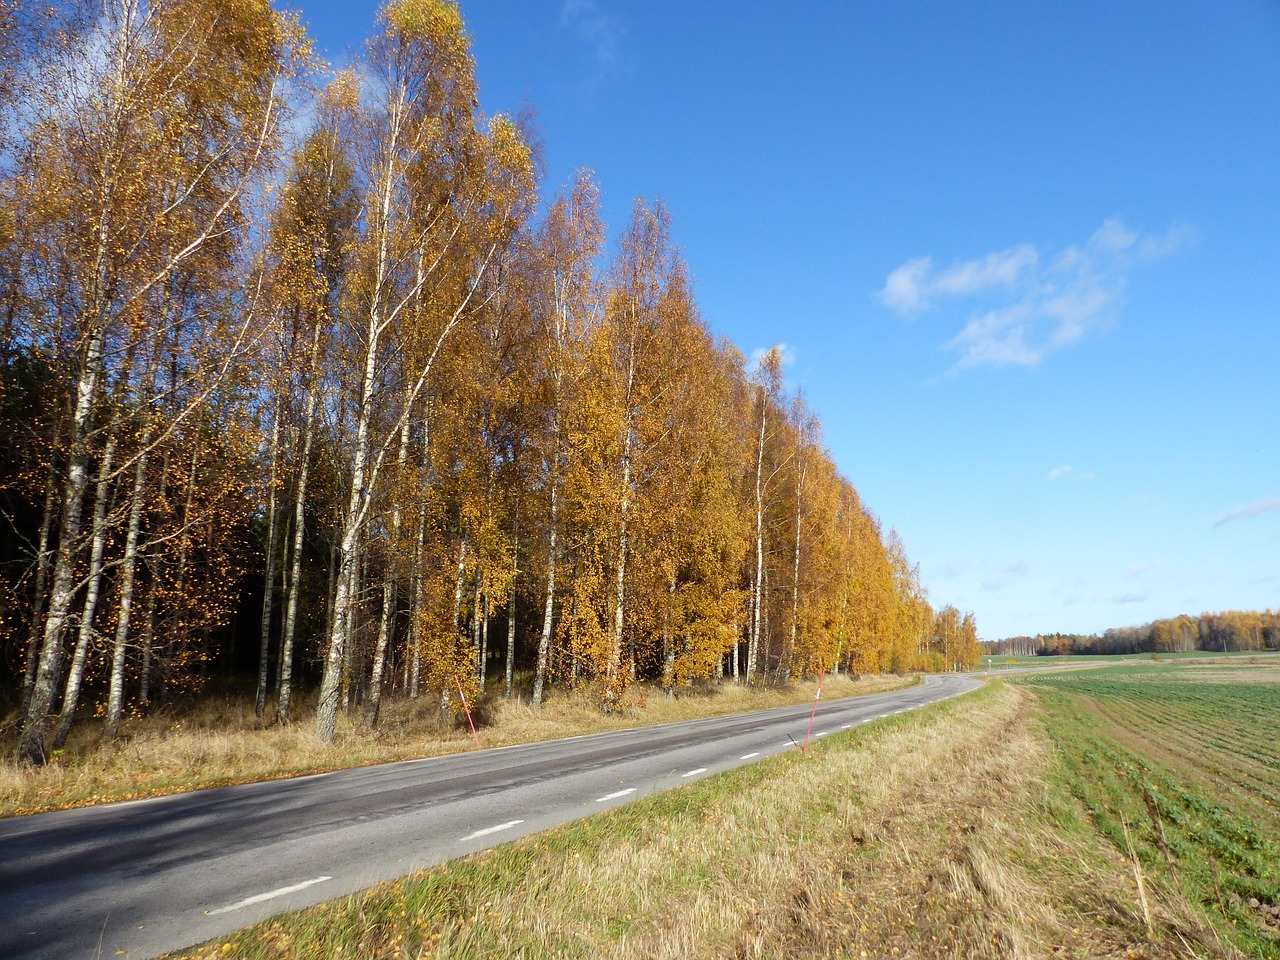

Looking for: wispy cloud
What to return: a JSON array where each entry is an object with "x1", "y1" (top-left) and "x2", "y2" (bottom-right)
[
  {"x1": 982, "y1": 560, "x2": 1029, "y2": 592},
  {"x1": 1127, "y1": 560, "x2": 1162, "y2": 579},
  {"x1": 1046, "y1": 464, "x2": 1096, "y2": 482},
  {"x1": 560, "y1": 0, "x2": 625, "y2": 71},
  {"x1": 877, "y1": 219, "x2": 1194, "y2": 371},
  {"x1": 1116, "y1": 591, "x2": 1149, "y2": 604},
  {"x1": 1214, "y1": 497, "x2": 1280, "y2": 527},
  {"x1": 879, "y1": 245, "x2": 1038, "y2": 316}
]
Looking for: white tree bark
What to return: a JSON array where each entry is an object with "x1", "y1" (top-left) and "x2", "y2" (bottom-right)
[
  {"x1": 255, "y1": 397, "x2": 284, "y2": 715},
  {"x1": 277, "y1": 316, "x2": 325, "y2": 721},
  {"x1": 746, "y1": 395, "x2": 766, "y2": 684},
  {"x1": 504, "y1": 540, "x2": 517, "y2": 699},
  {"x1": 103, "y1": 436, "x2": 152, "y2": 737},
  {"x1": 531, "y1": 487, "x2": 557, "y2": 706},
  {"x1": 52, "y1": 429, "x2": 118, "y2": 748},
  {"x1": 364, "y1": 414, "x2": 411, "y2": 727},
  {"x1": 19, "y1": 325, "x2": 106, "y2": 764}
]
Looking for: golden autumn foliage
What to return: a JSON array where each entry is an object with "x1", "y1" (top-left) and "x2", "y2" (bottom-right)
[{"x1": 0, "y1": 1, "x2": 976, "y2": 760}]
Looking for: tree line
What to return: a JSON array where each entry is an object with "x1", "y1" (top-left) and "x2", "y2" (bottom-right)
[
  {"x1": 0, "y1": 0, "x2": 979, "y2": 765},
  {"x1": 986, "y1": 609, "x2": 1280, "y2": 658}
]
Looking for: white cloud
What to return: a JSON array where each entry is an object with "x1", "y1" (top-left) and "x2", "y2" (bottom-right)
[
  {"x1": 935, "y1": 245, "x2": 1039, "y2": 298},
  {"x1": 1116, "y1": 591, "x2": 1149, "y2": 604},
  {"x1": 876, "y1": 219, "x2": 1193, "y2": 371},
  {"x1": 1214, "y1": 497, "x2": 1280, "y2": 527},
  {"x1": 1089, "y1": 218, "x2": 1137, "y2": 255},
  {"x1": 878, "y1": 257, "x2": 933, "y2": 315},
  {"x1": 1046, "y1": 464, "x2": 1097, "y2": 483}
]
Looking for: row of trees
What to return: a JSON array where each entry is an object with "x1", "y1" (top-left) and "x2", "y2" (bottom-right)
[
  {"x1": 0, "y1": 0, "x2": 978, "y2": 765},
  {"x1": 987, "y1": 610, "x2": 1280, "y2": 657}
]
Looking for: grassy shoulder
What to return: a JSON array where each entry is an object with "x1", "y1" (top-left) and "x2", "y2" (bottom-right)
[
  {"x1": 169, "y1": 677, "x2": 1237, "y2": 960},
  {"x1": 0, "y1": 672, "x2": 912, "y2": 818}
]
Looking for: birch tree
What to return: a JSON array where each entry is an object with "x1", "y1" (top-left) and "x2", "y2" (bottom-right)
[
  {"x1": 529, "y1": 172, "x2": 602, "y2": 705},
  {"x1": 744, "y1": 346, "x2": 789, "y2": 683},
  {"x1": 266, "y1": 80, "x2": 359, "y2": 721},
  {"x1": 314, "y1": 0, "x2": 532, "y2": 743},
  {"x1": 16, "y1": 0, "x2": 302, "y2": 763}
]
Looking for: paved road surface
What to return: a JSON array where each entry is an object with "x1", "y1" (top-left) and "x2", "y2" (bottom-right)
[{"x1": 0, "y1": 673, "x2": 979, "y2": 959}]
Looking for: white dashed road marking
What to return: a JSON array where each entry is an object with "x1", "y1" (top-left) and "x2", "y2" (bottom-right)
[
  {"x1": 460, "y1": 820, "x2": 524, "y2": 842},
  {"x1": 207, "y1": 876, "x2": 333, "y2": 916},
  {"x1": 596, "y1": 788, "x2": 636, "y2": 802}
]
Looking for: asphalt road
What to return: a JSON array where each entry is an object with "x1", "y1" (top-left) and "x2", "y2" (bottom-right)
[{"x1": 0, "y1": 673, "x2": 979, "y2": 959}]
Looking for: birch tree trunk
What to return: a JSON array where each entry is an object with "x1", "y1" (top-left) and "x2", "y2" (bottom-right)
[
  {"x1": 504, "y1": 543, "x2": 517, "y2": 698},
  {"x1": 364, "y1": 415, "x2": 411, "y2": 728},
  {"x1": 138, "y1": 547, "x2": 160, "y2": 702},
  {"x1": 471, "y1": 572, "x2": 483, "y2": 683},
  {"x1": 439, "y1": 538, "x2": 469, "y2": 714},
  {"x1": 406, "y1": 491, "x2": 427, "y2": 699},
  {"x1": 255, "y1": 399, "x2": 284, "y2": 716},
  {"x1": 364, "y1": 566, "x2": 395, "y2": 727},
  {"x1": 784, "y1": 460, "x2": 806, "y2": 685},
  {"x1": 479, "y1": 596, "x2": 489, "y2": 690},
  {"x1": 277, "y1": 343, "x2": 320, "y2": 721},
  {"x1": 276, "y1": 462, "x2": 306, "y2": 721},
  {"x1": 19, "y1": 325, "x2": 106, "y2": 764},
  {"x1": 103, "y1": 434, "x2": 152, "y2": 737},
  {"x1": 315, "y1": 174, "x2": 387, "y2": 742},
  {"x1": 531, "y1": 488, "x2": 556, "y2": 706},
  {"x1": 605, "y1": 438, "x2": 633, "y2": 710},
  {"x1": 52, "y1": 429, "x2": 118, "y2": 748},
  {"x1": 20, "y1": 458, "x2": 59, "y2": 719},
  {"x1": 746, "y1": 397, "x2": 766, "y2": 684}
]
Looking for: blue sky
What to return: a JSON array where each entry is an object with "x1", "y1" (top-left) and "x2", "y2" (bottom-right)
[{"x1": 297, "y1": 1, "x2": 1280, "y2": 640}]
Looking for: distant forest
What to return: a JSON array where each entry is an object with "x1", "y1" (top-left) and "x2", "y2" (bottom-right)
[
  {"x1": 0, "y1": 1, "x2": 978, "y2": 765},
  {"x1": 986, "y1": 610, "x2": 1280, "y2": 657}
]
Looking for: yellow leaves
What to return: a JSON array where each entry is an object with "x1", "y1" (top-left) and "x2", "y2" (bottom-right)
[
  {"x1": 381, "y1": 0, "x2": 467, "y2": 53},
  {"x1": 488, "y1": 114, "x2": 532, "y2": 180},
  {"x1": 324, "y1": 70, "x2": 362, "y2": 117}
]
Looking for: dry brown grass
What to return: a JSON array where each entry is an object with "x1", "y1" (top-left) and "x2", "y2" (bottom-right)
[
  {"x1": 172, "y1": 682, "x2": 1224, "y2": 960},
  {"x1": 0, "y1": 672, "x2": 907, "y2": 817}
]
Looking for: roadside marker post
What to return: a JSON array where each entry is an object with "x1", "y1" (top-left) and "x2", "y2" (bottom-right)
[
  {"x1": 454, "y1": 675, "x2": 482, "y2": 748},
  {"x1": 801, "y1": 670, "x2": 826, "y2": 753}
]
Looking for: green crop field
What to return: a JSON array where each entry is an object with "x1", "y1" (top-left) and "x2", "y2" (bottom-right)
[
  {"x1": 979, "y1": 650, "x2": 1280, "y2": 671},
  {"x1": 1016, "y1": 661, "x2": 1280, "y2": 957}
]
